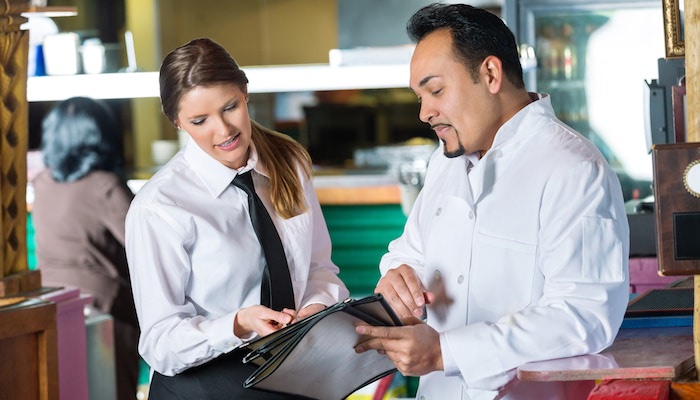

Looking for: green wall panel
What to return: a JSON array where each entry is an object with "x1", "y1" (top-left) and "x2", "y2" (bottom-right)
[{"x1": 322, "y1": 204, "x2": 407, "y2": 297}]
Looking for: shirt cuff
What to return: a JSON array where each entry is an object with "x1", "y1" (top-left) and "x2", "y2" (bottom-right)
[
  {"x1": 440, "y1": 332, "x2": 460, "y2": 376},
  {"x1": 208, "y1": 311, "x2": 245, "y2": 351}
]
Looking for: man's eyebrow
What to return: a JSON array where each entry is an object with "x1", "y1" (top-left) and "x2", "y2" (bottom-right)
[{"x1": 418, "y1": 75, "x2": 437, "y2": 88}]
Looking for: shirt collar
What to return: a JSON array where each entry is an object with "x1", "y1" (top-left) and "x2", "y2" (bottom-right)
[
  {"x1": 465, "y1": 152, "x2": 481, "y2": 170},
  {"x1": 183, "y1": 140, "x2": 269, "y2": 198},
  {"x1": 464, "y1": 93, "x2": 552, "y2": 168},
  {"x1": 489, "y1": 92, "x2": 552, "y2": 151}
]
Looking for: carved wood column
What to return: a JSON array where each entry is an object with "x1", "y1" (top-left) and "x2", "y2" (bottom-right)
[
  {"x1": 688, "y1": 0, "x2": 699, "y2": 142},
  {"x1": 0, "y1": 0, "x2": 41, "y2": 296}
]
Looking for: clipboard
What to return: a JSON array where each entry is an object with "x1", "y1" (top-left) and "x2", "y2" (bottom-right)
[{"x1": 240, "y1": 294, "x2": 402, "y2": 399}]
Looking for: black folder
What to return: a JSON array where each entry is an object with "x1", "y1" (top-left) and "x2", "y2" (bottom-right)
[{"x1": 240, "y1": 294, "x2": 402, "y2": 399}]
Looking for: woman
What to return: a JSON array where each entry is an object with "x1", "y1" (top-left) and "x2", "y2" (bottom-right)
[
  {"x1": 125, "y1": 38, "x2": 349, "y2": 399},
  {"x1": 32, "y1": 96, "x2": 140, "y2": 400}
]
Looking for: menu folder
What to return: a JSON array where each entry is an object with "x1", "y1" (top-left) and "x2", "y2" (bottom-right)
[{"x1": 241, "y1": 294, "x2": 402, "y2": 400}]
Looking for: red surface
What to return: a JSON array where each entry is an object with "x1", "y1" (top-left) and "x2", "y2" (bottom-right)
[{"x1": 588, "y1": 379, "x2": 670, "y2": 400}]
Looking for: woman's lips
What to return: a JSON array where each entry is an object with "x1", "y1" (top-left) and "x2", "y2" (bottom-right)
[{"x1": 217, "y1": 134, "x2": 239, "y2": 151}]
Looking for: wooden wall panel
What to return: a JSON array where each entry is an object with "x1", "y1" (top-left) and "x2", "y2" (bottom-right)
[{"x1": 0, "y1": 0, "x2": 29, "y2": 282}]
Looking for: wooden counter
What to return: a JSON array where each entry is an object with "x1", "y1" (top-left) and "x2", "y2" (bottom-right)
[
  {"x1": 120, "y1": 173, "x2": 405, "y2": 206},
  {"x1": 518, "y1": 326, "x2": 694, "y2": 382},
  {"x1": 315, "y1": 185, "x2": 401, "y2": 205},
  {"x1": 312, "y1": 173, "x2": 402, "y2": 205}
]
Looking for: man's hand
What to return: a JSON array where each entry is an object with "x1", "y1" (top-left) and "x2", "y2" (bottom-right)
[
  {"x1": 375, "y1": 264, "x2": 435, "y2": 322},
  {"x1": 233, "y1": 305, "x2": 295, "y2": 337},
  {"x1": 354, "y1": 319, "x2": 443, "y2": 376}
]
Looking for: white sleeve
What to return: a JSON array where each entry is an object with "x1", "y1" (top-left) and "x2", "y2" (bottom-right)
[{"x1": 125, "y1": 203, "x2": 240, "y2": 376}]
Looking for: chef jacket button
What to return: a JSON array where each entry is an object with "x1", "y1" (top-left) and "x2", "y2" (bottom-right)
[
  {"x1": 468, "y1": 211, "x2": 474, "y2": 220},
  {"x1": 436, "y1": 207, "x2": 442, "y2": 216},
  {"x1": 420, "y1": 396, "x2": 426, "y2": 400},
  {"x1": 458, "y1": 275, "x2": 464, "y2": 284},
  {"x1": 434, "y1": 270, "x2": 441, "y2": 280},
  {"x1": 225, "y1": 342, "x2": 233, "y2": 348},
  {"x1": 493, "y1": 150, "x2": 502, "y2": 158}
]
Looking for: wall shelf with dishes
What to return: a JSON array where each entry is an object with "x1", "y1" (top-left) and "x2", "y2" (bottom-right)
[
  {"x1": 22, "y1": 6, "x2": 78, "y2": 18},
  {"x1": 26, "y1": 63, "x2": 411, "y2": 102}
]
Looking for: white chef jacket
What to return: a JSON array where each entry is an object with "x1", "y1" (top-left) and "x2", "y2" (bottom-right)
[
  {"x1": 125, "y1": 139, "x2": 349, "y2": 376},
  {"x1": 380, "y1": 94, "x2": 629, "y2": 400}
]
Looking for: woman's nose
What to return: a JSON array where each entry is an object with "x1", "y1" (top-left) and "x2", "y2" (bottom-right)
[{"x1": 217, "y1": 116, "x2": 232, "y2": 134}]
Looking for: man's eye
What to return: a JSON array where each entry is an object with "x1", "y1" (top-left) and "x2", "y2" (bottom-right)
[{"x1": 224, "y1": 102, "x2": 237, "y2": 112}]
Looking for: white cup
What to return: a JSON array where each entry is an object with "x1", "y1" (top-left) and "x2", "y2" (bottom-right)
[
  {"x1": 81, "y1": 38, "x2": 106, "y2": 74},
  {"x1": 151, "y1": 140, "x2": 179, "y2": 166}
]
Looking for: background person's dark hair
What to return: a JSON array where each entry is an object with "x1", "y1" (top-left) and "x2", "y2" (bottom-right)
[
  {"x1": 407, "y1": 3, "x2": 525, "y2": 89},
  {"x1": 41, "y1": 96, "x2": 123, "y2": 183}
]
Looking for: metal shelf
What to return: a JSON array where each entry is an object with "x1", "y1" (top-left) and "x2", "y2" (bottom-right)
[{"x1": 26, "y1": 63, "x2": 411, "y2": 102}]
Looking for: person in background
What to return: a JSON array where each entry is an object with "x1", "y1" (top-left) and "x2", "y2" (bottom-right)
[
  {"x1": 125, "y1": 37, "x2": 349, "y2": 399},
  {"x1": 32, "y1": 96, "x2": 140, "y2": 400},
  {"x1": 355, "y1": 4, "x2": 630, "y2": 400}
]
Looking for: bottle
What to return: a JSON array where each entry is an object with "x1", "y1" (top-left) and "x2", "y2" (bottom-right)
[
  {"x1": 563, "y1": 45, "x2": 575, "y2": 80},
  {"x1": 561, "y1": 23, "x2": 576, "y2": 80}
]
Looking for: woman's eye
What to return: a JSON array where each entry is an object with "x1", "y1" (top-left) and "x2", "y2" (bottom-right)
[
  {"x1": 431, "y1": 88, "x2": 442, "y2": 96},
  {"x1": 192, "y1": 118, "x2": 205, "y2": 126}
]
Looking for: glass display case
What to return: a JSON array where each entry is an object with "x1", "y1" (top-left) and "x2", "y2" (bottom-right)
[{"x1": 504, "y1": 0, "x2": 666, "y2": 200}]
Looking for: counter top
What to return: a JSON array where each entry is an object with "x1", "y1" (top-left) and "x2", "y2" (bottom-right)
[
  {"x1": 517, "y1": 326, "x2": 694, "y2": 382},
  {"x1": 123, "y1": 173, "x2": 404, "y2": 206},
  {"x1": 27, "y1": 173, "x2": 404, "y2": 210},
  {"x1": 313, "y1": 174, "x2": 402, "y2": 205}
]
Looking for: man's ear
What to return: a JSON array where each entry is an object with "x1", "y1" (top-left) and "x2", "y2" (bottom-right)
[{"x1": 481, "y1": 55, "x2": 503, "y2": 94}]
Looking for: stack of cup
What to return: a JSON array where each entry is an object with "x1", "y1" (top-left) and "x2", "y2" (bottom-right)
[{"x1": 151, "y1": 140, "x2": 179, "y2": 166}]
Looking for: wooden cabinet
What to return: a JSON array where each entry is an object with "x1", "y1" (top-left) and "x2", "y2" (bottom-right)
[{"x1": 0, "y1": 299, "x2": 58, "y2": 400}]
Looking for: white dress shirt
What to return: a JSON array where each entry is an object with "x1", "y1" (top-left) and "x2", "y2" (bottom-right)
[
  {"x1": 380, "y1": 94, "x2": 630, "y2": 400},
  {"x1": 126, "y1": 140, "x2": 349, "y2": 376}
]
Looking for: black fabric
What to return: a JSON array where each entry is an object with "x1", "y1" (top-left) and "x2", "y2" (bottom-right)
[
  {"x1": 147, "y1": 348, "x2": 313, "y2": 400},
  {"x1": 233, "y1": 171, "x2": 295, "y2": 311}
]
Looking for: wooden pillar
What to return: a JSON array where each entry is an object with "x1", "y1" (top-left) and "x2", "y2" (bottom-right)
[
  {"x1": 686, "y1": 0, "x2": 700, "y2": 376},
  {"x1": 688, "y1": 0, "x2": 699, "y2": 143},
  {"x1": 0, "y1": 0, "x2": 41, "y2": 296}
]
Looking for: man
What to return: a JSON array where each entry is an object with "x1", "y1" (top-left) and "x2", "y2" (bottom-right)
[{"x1": 355, "y1": 4, "x2": 629, "y2": 399}]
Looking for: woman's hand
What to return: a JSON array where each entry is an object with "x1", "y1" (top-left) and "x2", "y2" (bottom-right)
[
  {"x1": 296, "y1": 303, "x2": 326, "y2": 321},
  {"x1": 234, "y1": 305, "x2": 296, "y2": 337}
]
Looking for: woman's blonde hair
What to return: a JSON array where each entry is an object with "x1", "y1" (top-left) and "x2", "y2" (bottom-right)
[
  {"x1": 251, "y1": 120, "x2": 311, "y2": 218},
  {"x1": 159, "y1": 37, "x2": 311, "y2": 218}
]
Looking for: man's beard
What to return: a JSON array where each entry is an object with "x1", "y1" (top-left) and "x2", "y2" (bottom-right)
[{"x1": 442, "y1": 138, "x2": 466, "y2": 158}]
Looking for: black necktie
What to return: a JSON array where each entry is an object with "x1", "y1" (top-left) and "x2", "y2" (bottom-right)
[{"x1": 233, "y1": 171, "x2": 295, "y2": 311}]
